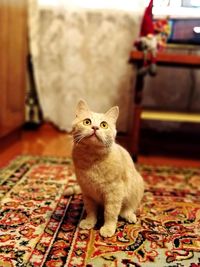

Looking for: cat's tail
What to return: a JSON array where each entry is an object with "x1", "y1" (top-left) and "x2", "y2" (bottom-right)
[{"x1": 65, "y1": 184, "x2": 82, "y2": 196}]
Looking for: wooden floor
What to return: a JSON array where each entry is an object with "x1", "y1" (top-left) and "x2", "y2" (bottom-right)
[{"x1": 0, "y1": 123, "x2": 199, "y2": 169}]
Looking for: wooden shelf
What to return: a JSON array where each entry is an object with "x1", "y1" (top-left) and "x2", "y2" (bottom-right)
[
  {"x1": 142, "y1": 110, "x2": 200, "y2": 123},
  {"x1": 129, "y1": 49, "x2": 200, "y2": 160},
  {"x1": 130, "y1": 50, "x2": 200, "y2": 68}
]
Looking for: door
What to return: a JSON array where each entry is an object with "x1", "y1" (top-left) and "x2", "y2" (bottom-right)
[{"x1": 0, "y1": 0, "x2": 27, "y2": 137}]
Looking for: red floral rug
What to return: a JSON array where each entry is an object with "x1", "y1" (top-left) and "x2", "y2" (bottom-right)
[{"x1": 0, "y1": 156, "x2": 200, "y2": 267}]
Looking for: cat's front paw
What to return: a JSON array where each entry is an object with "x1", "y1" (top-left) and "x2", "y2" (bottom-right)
[
  {"x1": 64, "y1": 185, "x2": 81, "y2": 196},
  {"x1": 79, "y1": 219, "x2": 96, "y2": 230},
  {"x1": 125, "y1": 213, "x2": 137, "y2": 224},
  {"x1": 100, "y1": 225, "x2": 116, "y2": 238},
  {"x1": 120, "y1": 211, "x2": 137, "y2": 224}
]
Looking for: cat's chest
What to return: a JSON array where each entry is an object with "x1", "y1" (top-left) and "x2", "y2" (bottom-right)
[
  {"x1": 76, "y1": 163, "x2": 109, "y2": 187},
  {"x1": 73, "y1": 146, "x2": 123, "y2": 200},
  {"x1": 75, "y1": 163, "x2": 115, "y2": 200}
]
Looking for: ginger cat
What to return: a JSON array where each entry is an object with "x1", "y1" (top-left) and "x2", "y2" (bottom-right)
[{"x1": 72, "y1": 100, "x2": 144, "y2": 237}]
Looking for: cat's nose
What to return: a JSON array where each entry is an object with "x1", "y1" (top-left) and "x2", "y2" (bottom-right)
[{"x1": 92, "y1": 126, "x2": 99, "y2": 131}]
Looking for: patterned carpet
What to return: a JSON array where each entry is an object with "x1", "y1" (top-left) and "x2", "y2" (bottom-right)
[{"x1": 0, "y1": 156, "x2": 200, "y2": 267}]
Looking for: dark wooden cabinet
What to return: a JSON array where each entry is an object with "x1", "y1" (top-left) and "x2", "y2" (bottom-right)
[{"x1": 0, "y1": 0, "x2": 27, "y2": 138}]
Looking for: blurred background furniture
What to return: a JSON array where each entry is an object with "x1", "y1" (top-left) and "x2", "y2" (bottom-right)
[
  {"x1": 129, "y1": 49, "x2": 200, "y2": 160},
  {"x1": 0, "y1": 1, "x2": 27, "y2": 141}
]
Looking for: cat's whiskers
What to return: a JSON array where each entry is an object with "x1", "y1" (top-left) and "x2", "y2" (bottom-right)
[
  {"x1": 73, "y1": 131, "x2": 97, "y2": 145},
  {"x1": 74, "y1": 136, "x2": 84, "y2": 143},
  {"x1": 73, "y1": 133, "x2": 82, "y2": 139},
  {"x1": 102, "y1": 136, "x2": 112, "y2": 148},
  {"x1": 73, "y1": 131, "x2": 84, "y2": 139},
  {"x1": 73, "y1": 133, "x2": 86, "y2": 145}
]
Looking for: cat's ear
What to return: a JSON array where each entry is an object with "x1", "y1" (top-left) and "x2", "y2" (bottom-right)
[
  {"x1": 75, "y1": 99, "x2": 90, "y2": 117},
  {"x1": 105, "y1": 106, "x2": 119, "y2": 123}
]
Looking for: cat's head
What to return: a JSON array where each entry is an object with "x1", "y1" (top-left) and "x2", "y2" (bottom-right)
[{"x1": 72, "y1": 99, "x2": 119, "y2": 147}]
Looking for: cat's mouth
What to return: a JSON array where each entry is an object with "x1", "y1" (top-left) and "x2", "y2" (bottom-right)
[
  {"x1": 89, "y1": 132, "x2": 98, "y2": 138},
  {"x1": 73, "y1": 130, "x2": 103, "y2": 145},
  {"x1": 87, "y1": 131, "x2": 101, "y2": 142}
]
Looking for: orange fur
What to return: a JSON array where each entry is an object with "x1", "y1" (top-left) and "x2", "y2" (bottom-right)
[{"x1": 72, "y1": 100, "x2": 144, "y2": 237}]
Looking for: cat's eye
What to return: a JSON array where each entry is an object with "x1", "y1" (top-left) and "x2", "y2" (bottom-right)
[
  {"x1": 100, "y1": 121, "x2": 108, "y2": 129},
  {"x1": 83, "y1": 118, "x2": 92, "y2": 126}
]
